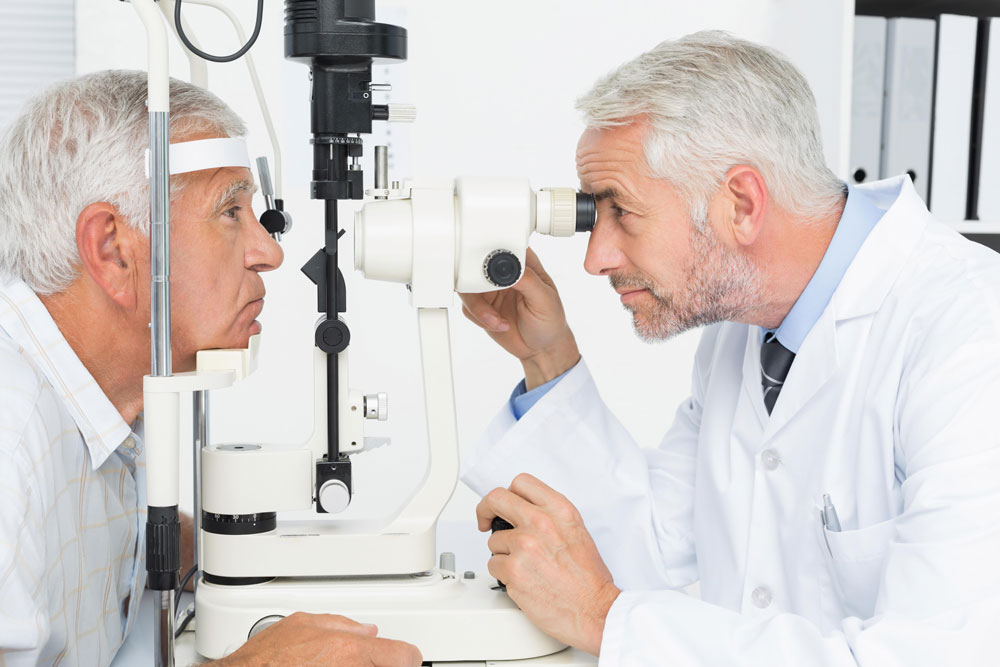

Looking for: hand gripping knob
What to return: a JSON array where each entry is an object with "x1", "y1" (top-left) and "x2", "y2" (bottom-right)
[{"x1": 491, "y1": 517, "x2": 514, "y2": 591}]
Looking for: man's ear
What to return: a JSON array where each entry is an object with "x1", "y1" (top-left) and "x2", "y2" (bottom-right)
[
  {"x1": 75, "y1": 203, "x2": 139, "y2": 309},
  {"x1": 718, "y1": 166, "x2": 768, "y2": 248}
]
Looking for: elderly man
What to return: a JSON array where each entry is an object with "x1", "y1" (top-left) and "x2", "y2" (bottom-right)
[
  {"x1": 0, "y1": 71, "x2": 420, "y2": 666},
  {"x1": 461, "y1": 31, "x2": 1000, "y2": 664}
]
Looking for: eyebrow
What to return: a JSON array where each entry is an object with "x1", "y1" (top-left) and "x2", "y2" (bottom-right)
[
  {"x1": 592, "y1": 187, "x2": 639, "y2": 209},
  {"x1": 211, "y1": 178, "x2": 258, "y2": 217}
]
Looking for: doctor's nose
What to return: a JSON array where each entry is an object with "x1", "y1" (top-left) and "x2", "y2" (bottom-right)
[{"x1": 583, "y1": 214, "x2": 625, "y2": 276}]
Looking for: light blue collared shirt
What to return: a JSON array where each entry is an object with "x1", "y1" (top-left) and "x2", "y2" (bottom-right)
[
  {"x1": 761, "y1": 184, "x2": 884, "y2": 352},
  {"x1": 510, "y1": 184, "x2": 885, "y2": 418}
]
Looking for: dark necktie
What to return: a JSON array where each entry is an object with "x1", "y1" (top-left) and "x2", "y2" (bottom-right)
[{"x1": 760, "y1": 332, "x2": 795, "y2": 415}]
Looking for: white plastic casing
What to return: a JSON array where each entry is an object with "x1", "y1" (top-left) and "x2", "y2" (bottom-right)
[{"x1": 355, "y1": 177, "x2": 578, "y2": 298}]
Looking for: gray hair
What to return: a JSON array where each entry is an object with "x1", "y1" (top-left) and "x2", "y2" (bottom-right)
[
  {"x1": 576, "y1": 31, "x2": 844, "y2": 224},
  {"x1": 0, "y1": 70, "x2": 246, "y2": 294}
]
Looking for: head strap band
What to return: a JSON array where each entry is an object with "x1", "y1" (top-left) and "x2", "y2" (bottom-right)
[{"x1": 145, "y1": 137, "x2": 251, "y2": 177}]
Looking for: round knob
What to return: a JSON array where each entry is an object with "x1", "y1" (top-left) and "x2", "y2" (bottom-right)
[
  {"x1": 439, "y1": 552, "x2": 456, "y2": 572},
  {"x1": 483, "y1": 250, "x2": 522, "y2": 288},
  {"x1": 318, "y1": 479, "x2": 351, "y2": 514},
  {"x1": 248, "y1": 615, "x2": 285, "y2": 639},
  {"x1": 364, "y1": 392, "x2": 388, "y2": 421}
]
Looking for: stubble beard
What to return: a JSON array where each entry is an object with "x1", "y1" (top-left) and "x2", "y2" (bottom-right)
[{"x1": 609, "y1": 220, "x2": 764, "y2": 342}]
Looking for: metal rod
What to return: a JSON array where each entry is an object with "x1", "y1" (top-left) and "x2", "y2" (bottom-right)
[
  {"x1": 325, "y1": 198, "x2": 340, "y2": 461},
  {"x1": 154, "y1": 590, "x2": 175, "y2": 666},
  {"x1": 966, "y1": 17, "x2": 991, "y2": 221},
  {"x1": 192, "y1": 390, "x2": 207, "y2": 593},
  {"x1": 256, "y1": 156, "x2": 276, "y2": 211},
  {"x1": 374, "y1": 145, "x2": 388, "y2": 201},
  {"x1": 149, "y1": 111, "x2": 171, "y2": 377}
]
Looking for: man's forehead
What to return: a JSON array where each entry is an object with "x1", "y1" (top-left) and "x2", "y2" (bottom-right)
[
  {"x1": 204, "y1": 166, "x2": 254, "y2": 190},
  {"x1": 576, "y1": 125, "x2": 647, "y2": 196}
]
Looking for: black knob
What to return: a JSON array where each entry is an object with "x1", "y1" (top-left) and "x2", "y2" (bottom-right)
[
  {"x1": 484, "y1": 251, "x2": 522, "y2": 287},
  {"x1": 491, "y1": 517, "x2": 514, "y2": 591},
  {"x1": 492, "y1": 517, "x2": 514, "y2": 532},
  {"x1": 315, "y1": 318, "x2": 351, "y2": 354},
  {"x1": 260, "y1": 208, "x2": 290, "y2": 235}
]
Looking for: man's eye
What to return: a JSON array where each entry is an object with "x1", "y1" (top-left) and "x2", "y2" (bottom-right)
[
  {"x1": 223, "y1": 206, "x2": 241, "y2": 220},
  {"x1": 613, "y1": 205, "x2": 629, "y2": 219}
]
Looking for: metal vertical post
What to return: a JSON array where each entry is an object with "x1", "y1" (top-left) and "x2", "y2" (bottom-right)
[
  {"x1": 148, "y1": 109, "x2": 175, "y2": 667},
  {"x1": 150, "y1": 111, "x2": 171, "y2": 378},
  {"x1": 192, "y1": 390, "x2": 207, "y2": 592}
]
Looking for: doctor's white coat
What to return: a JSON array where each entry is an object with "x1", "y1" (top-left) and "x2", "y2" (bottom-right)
[{"x1": 462, "y1": 177, "x2": 1000, "y2": 665}]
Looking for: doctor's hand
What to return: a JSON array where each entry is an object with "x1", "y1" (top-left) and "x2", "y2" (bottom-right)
[
  {"x1": 477, "y1": 473, "x2": 620, "y2": 657},
  {"x1": 459, "y1": 248, "x2": 580, "y2": 390},
  {"x1": 213, "y1": 612, "x2": 422, "y2": 666}
]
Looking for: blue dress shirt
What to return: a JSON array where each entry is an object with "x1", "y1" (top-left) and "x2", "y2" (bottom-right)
[{"x1": 510, "y1": 184, "x2": 885, "y2": 419}]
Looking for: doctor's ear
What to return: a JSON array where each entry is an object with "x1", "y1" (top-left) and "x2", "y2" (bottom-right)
[
  {"x1": 75, "y1": 202, "x2": 142, "y2": 310},
  {"x1": 718, "y1": 166, "x2": 768, "y2": 247}
]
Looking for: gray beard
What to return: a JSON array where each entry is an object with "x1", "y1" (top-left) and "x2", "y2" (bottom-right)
[{"x1": 609, "y1": 221, "x2": 764, "y2": 342}]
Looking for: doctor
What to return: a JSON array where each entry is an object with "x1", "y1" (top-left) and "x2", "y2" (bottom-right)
[{"x1": 460, "y1": 31, "x2": 1000, "y2": 665}]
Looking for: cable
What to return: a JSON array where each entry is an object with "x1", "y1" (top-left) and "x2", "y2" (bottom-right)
[
  {"x1": 174, "y1": 605, "x2": 196, "y2": 638},
  {"x1": 170, "y1": 0, "x2": 284, "y2": 198},
  {"x1": 177, "y1": 563, "x2": 198, "y2": 597},
  {"x1": 174, "y1": 0, "x2": 264, "y2": 63}
]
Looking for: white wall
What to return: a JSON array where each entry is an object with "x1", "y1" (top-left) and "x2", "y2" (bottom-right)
[
  {"x1": 74, "y1": 1, "x2": 852, "y2": 551},
  {"x1": 0, "y1": 0, "x2": 75, "y2": 130}
]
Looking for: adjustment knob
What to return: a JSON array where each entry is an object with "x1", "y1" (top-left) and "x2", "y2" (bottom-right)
[
  {"x1": 364, "y1": 392, "x2": 388, "y2": 421},
  {"x1": 387, "y1": 104, "x2": 417, "y2": 122},
  {"x1": 483, "y1": 250, "x2": 522, "y2": 288},
  {"x1": 318, "y1": 479, "x2": 351, "y2": 514},
  {"x1": 491, "y1": 517, "x2": 514, "y2": 591},
  {"x1": 249, "y1": 615, "x2": 285, "y2": 639}
]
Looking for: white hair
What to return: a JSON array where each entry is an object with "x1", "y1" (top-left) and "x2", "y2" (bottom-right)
[
  {"x1": 0, "y1": 70, "x2": 246, "y2": 294},
  {"x1": 576, "y1": 31, "x2": 845, "y2": 224}
]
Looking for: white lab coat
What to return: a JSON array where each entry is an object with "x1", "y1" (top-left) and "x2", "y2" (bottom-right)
[{"x1": 462, "y1": 177, "x2": 1000, "y2": 666}]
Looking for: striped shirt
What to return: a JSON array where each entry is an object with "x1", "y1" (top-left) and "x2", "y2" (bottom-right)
[{"x1": 0, "y1": 278, "x2": 147, "y2": 666}]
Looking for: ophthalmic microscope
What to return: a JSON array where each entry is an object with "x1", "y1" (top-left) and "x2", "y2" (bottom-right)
[{"x1": 135, "y1": 1, "x2": 597, "y2": 663}]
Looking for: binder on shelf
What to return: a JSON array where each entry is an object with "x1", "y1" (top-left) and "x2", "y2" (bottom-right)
[
  {"x1": 881, "y1": 17, "x2": 937, "y2": 203},
  {"x1": 929, "y1": 14, "x2": 978, "y2": 221},
  {"x1": 977, "y1": 18, "x2": 1000, "y2": 222},
  {"x1": 850, "y1": 16, "x2": 887, "y2": 186}
]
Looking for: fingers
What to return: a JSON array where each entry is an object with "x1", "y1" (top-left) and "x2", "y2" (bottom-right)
[
  {"x1": 508, "y1": 264, "x2": 547, "y2": 301},
  {"x1": 475, "y1": 486, "x2": 537, "y2": 532},
  {"x1": 368, "y1": 636, "x2": 423, "y2": 667},
  {"x1": 487, "y1": 524, "x2": 515, "y2": 555},
  {"x1": 459, "y1": 293, "x2": 509, "y2": 332},
  {"x1": 509, "y1": 472, "x2": 570, "y2": 512}
]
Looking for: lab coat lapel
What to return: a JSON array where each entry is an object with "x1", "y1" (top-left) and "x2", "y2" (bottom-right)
[
  {"x1": 741, "y1": 326, "x2": 770, "y2": 430},
  {"x1": 761, "y1": 176, "x2": 929, "y2": 441}
]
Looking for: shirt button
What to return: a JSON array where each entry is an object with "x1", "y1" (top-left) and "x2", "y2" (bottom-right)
[
  {"x1": 752, "y1": 586, "x2": 773, "y2": 609},
  {"x1": 760, "y1": 449, "x2": 781, "y2": 471}
]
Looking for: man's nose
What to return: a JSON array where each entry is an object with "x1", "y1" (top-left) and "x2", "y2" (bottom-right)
[
  {"x1": 583, "y1": 214, "x2": 623, "y2": 276},
  {"x1": 246, "y1": 214, "x2": 284, "y2": 272}
]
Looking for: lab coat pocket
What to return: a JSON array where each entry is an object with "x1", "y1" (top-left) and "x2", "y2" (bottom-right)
[{"x1": 822, "y1": 517, "x2": 896, "y2": 619}]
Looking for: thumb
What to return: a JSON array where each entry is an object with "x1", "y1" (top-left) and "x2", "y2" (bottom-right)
[{"x1": 508, "y1": 265, "x2": 550, "y2": 303}]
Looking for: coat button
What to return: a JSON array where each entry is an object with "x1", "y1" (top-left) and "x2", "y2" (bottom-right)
[
  {"x1": 761, "y1": 449, "x2": 781, "y2": 471},
  {"x1": 752, "y1": 586, "x2": 773, "y2": 609}
]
